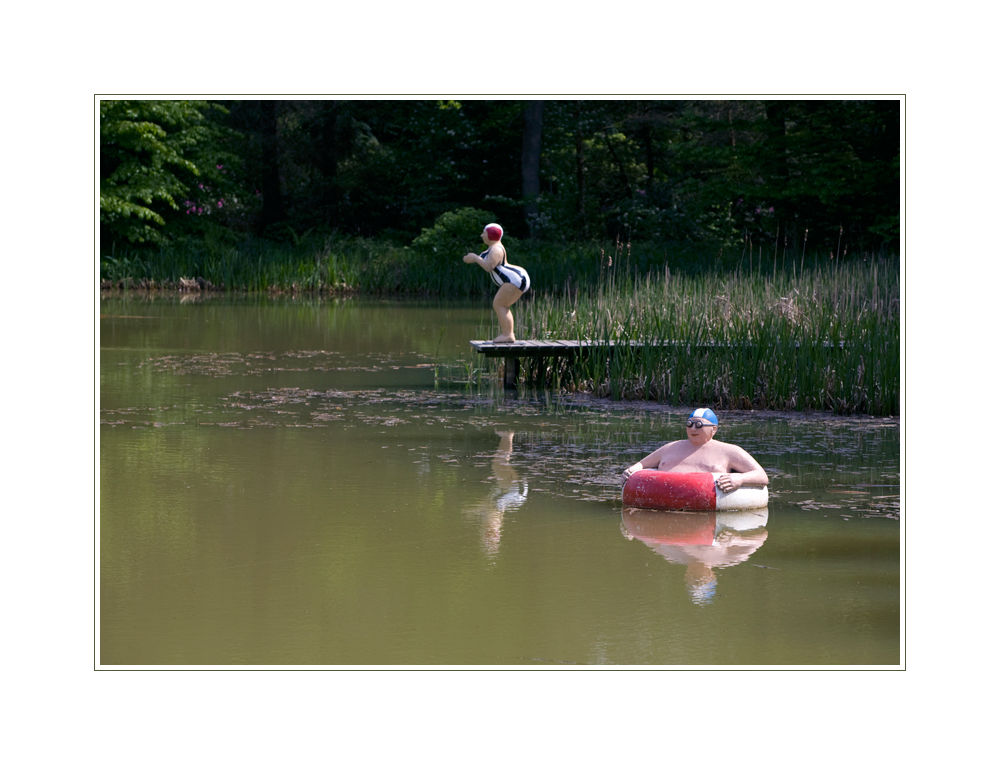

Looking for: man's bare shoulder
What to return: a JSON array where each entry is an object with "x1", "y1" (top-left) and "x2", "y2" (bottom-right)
[
  {"x1": 654, "y1": 439, "x2": 689, "y2": 454},
  {"x1": 714, "y1": 439, "x2": 760, "y2": 466}
]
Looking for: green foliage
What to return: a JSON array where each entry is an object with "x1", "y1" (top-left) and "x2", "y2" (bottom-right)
[
  {"x1": 534, "y1": 100, "x2": 898, "y2": 254},
  {"x1": 410, "y1": 207, "x2": 510, "y2": 261},
  {"x1": 99, "y1": 99, "x2": 898, "y2": 258},
  {"x1": 402, "y1": 207, "x2": 536, "y2": 296},
  {"x1": 100, "y1": 100, "x2": 235, "y2": 246}
]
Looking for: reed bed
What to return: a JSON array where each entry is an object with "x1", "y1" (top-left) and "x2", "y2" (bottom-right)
[
  {"x1": 100, "y1": 235, "x2": 370, "y2": 293},
  {"x1": 101, "y1": 234, "x2": 898, "y2": 415},
  {"x1": 100, "y1": 234, "x2": 727, "y2": 296},
  {"x1": 508, "y1": 256, "x2": 899, "y2": 416}
]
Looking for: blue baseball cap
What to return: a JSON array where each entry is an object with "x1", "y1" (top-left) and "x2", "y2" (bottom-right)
[{"x1": 688, "y1": 408, "x2": 718, "y2": 425}]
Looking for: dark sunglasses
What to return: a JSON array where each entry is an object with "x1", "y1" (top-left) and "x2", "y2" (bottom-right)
[{"x1": 686, "y1": 420, "x2": 715, "y2": 429}]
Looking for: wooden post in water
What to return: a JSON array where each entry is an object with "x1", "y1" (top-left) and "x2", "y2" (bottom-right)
[
  {"x1": 504, "y1": 357, "x2": 519, "y2": 389},
  {"x1": 472, "y1": 340, "x2": 581, "y2": 390}
]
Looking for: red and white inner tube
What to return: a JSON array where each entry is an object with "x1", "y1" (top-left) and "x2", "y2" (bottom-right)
[{"x1": 622, "y1": 470, "x2": 768, "y2": 511}]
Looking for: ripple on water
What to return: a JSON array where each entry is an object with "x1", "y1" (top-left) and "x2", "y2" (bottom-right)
[{"x1": 102, "y1": 379, "x2": 899, "y2": 517}]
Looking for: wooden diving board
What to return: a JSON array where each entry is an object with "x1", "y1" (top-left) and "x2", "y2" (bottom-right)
[
  {"x1": 470, "y1": 340, "x2": 657, "y2": 387},
  {"x1": 470, "y1": 340, "x2": 595, "y2": 357}
]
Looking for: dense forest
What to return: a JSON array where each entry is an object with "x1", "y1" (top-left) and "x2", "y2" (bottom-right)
[
  {"x1": 99, "y1": 98, "x2": 899, "y2": 263},
  {"x1": 99, "y1": 99, "x2": 900, "y2": 412}
]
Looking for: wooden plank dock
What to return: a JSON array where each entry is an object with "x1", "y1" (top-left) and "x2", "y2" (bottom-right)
[
  {"x1": 470, "y1": 339, "x2": 676, "y2": 388},
  {"x1": 470, "y1": 339, "x2": 597, "y2": 357},
  {"x1": 470, "y1": 340, "x2": 588, "y2": 387}
]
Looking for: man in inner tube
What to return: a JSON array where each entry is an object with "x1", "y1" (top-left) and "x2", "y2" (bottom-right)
[{"x1": 622, "y1": 408, "x2": 769, "y2": 494}]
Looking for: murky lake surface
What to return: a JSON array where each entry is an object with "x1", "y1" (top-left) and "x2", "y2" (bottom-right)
[{"x1": 100, "y1": 295, "x2": 900, "y2": 666}]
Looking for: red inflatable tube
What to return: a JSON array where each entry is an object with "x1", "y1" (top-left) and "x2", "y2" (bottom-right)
[
  {"x1": 623, "y1": 471, "x2": 717, "y2": 510},
  {"x1": 622, "y1": 470, "x2": 769, "y2": 511}
]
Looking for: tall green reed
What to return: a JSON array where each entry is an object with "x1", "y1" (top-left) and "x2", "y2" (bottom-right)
[
  {"x1": 101, "y1": 234, "x2": 364, "y2": 292},
  {"x1": 100, "y1": 234, "x2": 731, "y2": 296},
  {"x1": 514, "y1": 256, "x2": 899, "y2": 416}
]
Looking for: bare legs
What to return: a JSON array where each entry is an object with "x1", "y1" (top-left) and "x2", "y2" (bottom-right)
[{"x1": 492, "y1": 283, "x2": 524, "y2": 342}]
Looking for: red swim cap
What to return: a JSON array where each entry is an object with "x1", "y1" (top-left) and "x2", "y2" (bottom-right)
[{"x1": 483, "y1": 223, "x2": 503, "y2": 241}]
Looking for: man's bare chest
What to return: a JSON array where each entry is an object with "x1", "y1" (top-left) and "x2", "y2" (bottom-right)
[{"x1": 657, "y1": 445, "x2": 728, "y2": 473}]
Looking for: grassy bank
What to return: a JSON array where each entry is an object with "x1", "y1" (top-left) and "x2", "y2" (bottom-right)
[
  {"x1": 496, "y1": 255, "x2": 899, "y2": 416},
  {"x1": 99, "y1": 231, "x2": 755, "y2": 296},
  {"x1": 100, "y1": 233, "x2": 899, "y2": 416}
]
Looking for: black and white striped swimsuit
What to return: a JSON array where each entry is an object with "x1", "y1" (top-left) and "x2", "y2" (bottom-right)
[{"x1": 480, "y1": 249, "x2": 530, "y2": 292}]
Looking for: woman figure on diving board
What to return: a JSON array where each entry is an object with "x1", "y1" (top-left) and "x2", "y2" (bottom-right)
[{"x1": 463, "y1": 223, "x2": 530, "y2": 343}]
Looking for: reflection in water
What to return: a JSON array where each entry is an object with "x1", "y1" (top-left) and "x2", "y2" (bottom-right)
[
  {"x1": 101, "y1": 298, "x2": 899, "y2": 665},
  {"x1": 464, "y1": 431, "x2": 529, "y2": 558},
  {"x1": 621, "y1": 507, "x2": 769, "y2": 605}
]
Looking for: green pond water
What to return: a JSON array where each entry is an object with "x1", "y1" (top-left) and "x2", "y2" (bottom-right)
[{"x1": 99, "y1": 295, "x2": 900, "y2": 666}]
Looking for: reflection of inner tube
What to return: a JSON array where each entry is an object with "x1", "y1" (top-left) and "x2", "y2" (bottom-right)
[
  {"x1": 623, "y1": 470, "x2": 768, "y2": 511},
  {"x1": 621, "y1": 506, "x2": 769, "y2": 606},
  {"x1": 622, "y1": 508, "x2": 717, "y2": 545},
  {"x1": 622, "y1": 507, "x2": 769, "y2": 545}
]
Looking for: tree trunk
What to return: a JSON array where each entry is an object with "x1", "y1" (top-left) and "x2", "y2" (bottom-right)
[
  {"x1": 319, "y1": 101, "x2": 341, "y2": 228},
  {"x1": 521, "y1": 101, "x2": 543, "y2": 233},
  {"x1": 604, "y1": 128, "x2": 632, "y2": 197},
  {"x1": 575, "y1": 104, "x2": 587, "y2": 237},
  {"x1": 259, "y1": 100, "x2": 284, "y2": 232},
  {"x1": 765, "y1": 101, "x2": 789, "y2": 180},
  {"x1": 643, "y1": 121, "x2": 654, "y2": 185},
  {"x1": 764, "y1": 101, "x2": 790, "y2": 246}
]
